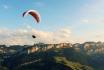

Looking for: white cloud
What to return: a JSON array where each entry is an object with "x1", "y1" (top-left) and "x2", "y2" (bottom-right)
[
  {"x1": 81, "y1": 19, "x2": 89, "y2": 23},
  {"x1": 34, "y1": 2, "x2": 46, "y2": 7},
  {"x1": 31, "y1": 28, "x2": 72, "y2": 43},
  {"x1": 2, "y1": 5, "x2": 9, "y2": 9},
  {"x1": 81, "y1": 18, "x2": 104, "y2": 24},
  {"x1": 0, "y1": 28, "x2": 72, "y2": 45},
  {"x1": 0, "y1": 27, "x2": 103, "y2": 45}
]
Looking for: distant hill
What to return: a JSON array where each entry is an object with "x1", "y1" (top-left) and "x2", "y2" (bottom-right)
[
  {"x1": 0, "y1": 41, "x2": 104, "y2": 70},
  {"x1": 3, "y1": 48, "x2": 93, "y2": 70}
]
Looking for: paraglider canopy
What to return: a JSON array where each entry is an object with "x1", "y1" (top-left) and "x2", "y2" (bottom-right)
[{"x1": 23, "y1": 10, "x2": 41, "y2": 23}]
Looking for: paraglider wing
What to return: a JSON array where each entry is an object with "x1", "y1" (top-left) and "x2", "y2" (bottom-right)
[{"x1": 23, "y1": 10, "x2": 41, "y2": 23}]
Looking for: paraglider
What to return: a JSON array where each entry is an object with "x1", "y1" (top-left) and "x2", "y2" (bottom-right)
[
  {"x1": 23, "y1": 10, "x2": 41, "y2": 23},
  {"x1": 32, "y1": 35, "x2": 36, "y2": 38},
  {"x1": 23, "y1": 9, "x2": 41, "y2": 39}
]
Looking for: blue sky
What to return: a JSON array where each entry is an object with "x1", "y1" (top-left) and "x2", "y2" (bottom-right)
[
  {"x1": 0, "y1": 0, "x2": 104, "y2": 45},
  {"x1": 0, "y1": 0, "x2": 89, "y2": 30}
]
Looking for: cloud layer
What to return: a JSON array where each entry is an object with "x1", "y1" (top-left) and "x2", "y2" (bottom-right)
[{"x1": 0, "y1": 28, "x2": 72, "y2": 45}]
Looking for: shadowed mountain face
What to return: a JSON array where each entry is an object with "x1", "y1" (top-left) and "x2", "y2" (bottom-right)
[
  {"x1": 2, "y1": 48, "x2": 93, "y2": 70},
  {"x1": 0, "y1": 42, "x2": 104, "y2": 70}
]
